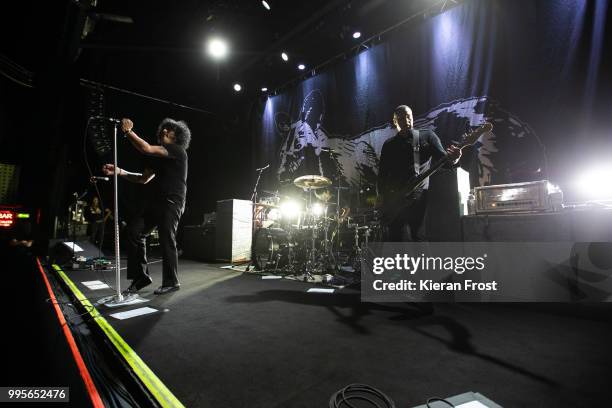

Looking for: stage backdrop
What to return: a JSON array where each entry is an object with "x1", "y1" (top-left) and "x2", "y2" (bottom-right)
[{"x1": 253, "y1": 0, "x2": 610, "y2": 238}]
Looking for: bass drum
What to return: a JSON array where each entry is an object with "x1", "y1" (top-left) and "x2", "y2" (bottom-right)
[{"x1": 252, "y1": 228, "x2": 292, "y2": 271}]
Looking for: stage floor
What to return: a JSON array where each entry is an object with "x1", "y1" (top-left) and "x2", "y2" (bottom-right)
[{"x1": 51, "y1": 258, "x2": 612, "y2": 407}]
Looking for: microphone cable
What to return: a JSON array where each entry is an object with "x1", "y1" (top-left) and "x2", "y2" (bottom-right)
[
  {"x1": 329, "y1": 383, "x2": 396, "y2": 408},
  {"x1": 82, "y1": 117, "x2": 113, "y2": 286}
]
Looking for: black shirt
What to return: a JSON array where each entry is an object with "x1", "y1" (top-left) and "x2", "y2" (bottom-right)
[
  {"x1": 86, "y1": 205, "x2": 104, "y2": 223},
  {"x1": 147, "y1": 144, "x2": 188, "y2": 203},
  {"x1": 378, "y1": 128, "x2": 448, "y2": 196}
]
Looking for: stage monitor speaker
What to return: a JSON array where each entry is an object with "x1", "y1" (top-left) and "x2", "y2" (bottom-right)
[
  {"x1": 48, "y1": 239, "x2": 102, "y2": 267},
  {"x1": 413, "y1": 391, "x2": 501, "y2": 407},
  {"x1": 215, "y1": 199, "x2": 252, "y2": 263}
]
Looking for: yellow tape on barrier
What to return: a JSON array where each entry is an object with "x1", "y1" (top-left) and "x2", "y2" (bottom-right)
[{"x1": 52, "y1": 264, "x2": 185, "y2": 408}]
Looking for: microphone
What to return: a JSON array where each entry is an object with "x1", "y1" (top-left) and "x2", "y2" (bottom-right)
[
  {"x1": 91, "y1": 116, "x2": 121, "y2": 124},
  {"x1": 90, "y1": 176, "x2": 110, "y2": 182},
  {"x1": 256, "y1": 164, "x2": 270, "y2": 172}
]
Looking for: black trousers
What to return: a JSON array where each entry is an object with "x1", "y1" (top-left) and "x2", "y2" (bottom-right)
[
  {"x1": 126, "y1": 197, "x2": 184, "y2": 286},
  {"x1": 386, "y1": 190, "x2": 428, "y2": 242},
  {"x1": 89, "y1": 221, "x2": 104, "y2": 247}
]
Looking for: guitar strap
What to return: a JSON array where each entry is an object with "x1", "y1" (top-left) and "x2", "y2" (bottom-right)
[{"x1": 412, "y1": 129, "x2": 420, "y2": 175}]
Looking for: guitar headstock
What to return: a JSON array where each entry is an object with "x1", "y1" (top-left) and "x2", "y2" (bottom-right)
[{"x1": 460, "y1": 122, "x2": 493, "y2": 147}]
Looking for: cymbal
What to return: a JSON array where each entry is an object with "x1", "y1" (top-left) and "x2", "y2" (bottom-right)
[
  {"x1": 255, "y1": 202, "x2": 278, "y2": 208},
  {"x1": 261, "y1": 190, "x2": 280, "y2": 196},
  {"x1": 293, "y1": 175, "x2": 332, "y2": 190}
]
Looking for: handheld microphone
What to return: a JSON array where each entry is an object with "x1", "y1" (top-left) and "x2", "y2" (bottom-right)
[
  {"x1": 256, "y1": 164, "x2": 270, "y2": 172},
  {"x1": 91, "y1": 116, "x2": 121, "y2": 124},
  {"x1": 90, "y1": 176, "x2": 110, "y2": 182}
]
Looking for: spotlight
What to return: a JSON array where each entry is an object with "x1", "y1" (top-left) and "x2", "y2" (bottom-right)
[
  {"x1": 261, "y1": 0, "x2": 271, "y2": 10},
  {"x1": 575, "y1": 164, "x2": 612, "y2": 199},
  {"x1": 233, "y1": 83, "x2": 242, "y2": 92},
  {"x1": 261, "y1": 87, "x2": 268, "y2": 92},
  {"x1": 352, "y1": 31, "x2": 361, "y2": 39},
  {"x1": 311, "y1": 203, "x2": 324, "y2": 216},
  {"x1": 280, "y1": 200, "x2": 301, "y2": 219},
  {"x1": 207, "y1": 38, "x2": 229, "y2": 60},
  {"x1": 267, "y1": 208, "x2": 280, "y2": 221},
  {"x1": 297, "y1": 63, "x2": 305, "y2": 70},
  {"x1": 281, "y1": 52, "x2": 289, "y2": 61}
]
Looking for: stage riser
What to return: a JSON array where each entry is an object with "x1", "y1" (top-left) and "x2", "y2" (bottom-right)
[{"x1": 462, "y1": 209, "x2": 612, "y2": 242}]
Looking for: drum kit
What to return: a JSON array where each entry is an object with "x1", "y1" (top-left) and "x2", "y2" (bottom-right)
[{"x1": 252, "y1": 174, "x2": 382, "y2": 281}]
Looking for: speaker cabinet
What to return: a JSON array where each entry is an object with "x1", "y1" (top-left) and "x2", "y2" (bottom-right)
[{"x1": 215, "y1": 199, "x2": 252, "y2": 263}]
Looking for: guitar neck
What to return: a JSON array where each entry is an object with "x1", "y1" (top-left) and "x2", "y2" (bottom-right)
[
  {"x1": 412, "y1": 139, "x2": 471, "y2": 187},
  {"x1": 411, "y1": 155, "x2": 450, "y2": 187}
]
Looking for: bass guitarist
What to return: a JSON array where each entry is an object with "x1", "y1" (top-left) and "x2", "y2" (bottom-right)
[{"x1": 378, "y1": 105, "x2": 462, "y2": 241}]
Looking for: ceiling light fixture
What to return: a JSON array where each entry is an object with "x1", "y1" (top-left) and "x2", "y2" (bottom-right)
[
  {"x1": 262, "y1": 1, "x2": 271, "y2": 10},
  {"x1": 233, "y1": 83, "x2": 242, "y2": 92},
  {"x1": 207, "y1": 38, "x2": 229, "y2": 60},
  {"x1": 281, "y1": 52, "x2": 289, "y2": 61}
]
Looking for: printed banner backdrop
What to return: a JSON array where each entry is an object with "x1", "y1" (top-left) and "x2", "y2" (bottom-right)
[{"x1": 254, "y1": 0, "x2": 611, "y2": 227}]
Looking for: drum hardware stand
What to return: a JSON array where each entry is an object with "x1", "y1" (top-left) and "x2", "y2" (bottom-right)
[
  {"x1": 303, "y1": 186, "x2": 316, "y2": 281},
  {"x1": 334, "y1": 178, "x2": 343, "y2": 268},
  {"x1": 351, "y1": 226, "x2": 370, "y2": 273}
]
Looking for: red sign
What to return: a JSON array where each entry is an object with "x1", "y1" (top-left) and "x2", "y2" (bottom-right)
[{"x1": 0, "y1": 210, "x2": 14, "y2": 228}]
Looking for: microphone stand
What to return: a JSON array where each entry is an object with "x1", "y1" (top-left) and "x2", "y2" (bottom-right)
[
  {"x1": 251, "y1": 166, "x2": 266, "y2": 203},
  {"x1": 98, "y1": 122, "x2": 139, "y2": 307},
  {"x1": 68, "y1": 190, "x2": 87, "y2": 264},
  {"x1": 246, "y1": 165, "x2": 267, "y2": 271}
]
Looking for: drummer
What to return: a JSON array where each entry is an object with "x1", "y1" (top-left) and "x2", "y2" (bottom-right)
[
  {"x1": 314, "y1": 188, "x2": 333, "y2": 204},
  {"x1": 315, "y1": 188, "x2": 351, "y2": 222}
]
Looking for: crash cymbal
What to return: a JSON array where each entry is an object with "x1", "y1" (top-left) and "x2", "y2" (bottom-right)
[{"x1": 293, "y1": 175, "x2": 332, "y2": 190}]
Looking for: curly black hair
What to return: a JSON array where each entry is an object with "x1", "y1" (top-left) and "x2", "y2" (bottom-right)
[{"x1": 157, "y1": 118, "x2": 192, "y2": 149}]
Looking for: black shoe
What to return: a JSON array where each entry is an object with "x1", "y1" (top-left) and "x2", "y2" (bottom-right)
[
  {"x1": 123, "y1": 275, "x2": 153, "y2": 294},
  {"x1": 154, "y1": 284, "x2": 180, "y2": 295}
]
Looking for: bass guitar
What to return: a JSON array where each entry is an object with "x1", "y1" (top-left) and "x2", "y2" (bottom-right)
[{"x1": 380, "y1": 122, "x2": 493, "y2": 224}]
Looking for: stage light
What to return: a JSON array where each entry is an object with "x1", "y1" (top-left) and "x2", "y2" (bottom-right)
[
  {"x1": 352, "y1": 31, "x2": 361, "y2": 39},
  {"x1": 280, "y1": 200, "x2": 301, "y2": 219},
  {"x1": 233, "y1": 83, "x2": 242, "y2": 92},
  {"x1": 268, "y1": 208, "x2": 280, "y2": 221},
  {"x1": 312, "y1": 203, "x2": 324, "y2": 216},
  {"x1": 281, "y1": 52, "x2": 289, "y2": 61},
  {"x1": 297, "y1": 64, "x2": 305, "y2": 70},
  {"x1": 261, "y1": 87, "x2": 268, "y2": 92},
  {"x1": 261, "y1": 1, "x2": 271, "y2": 10},
  {"x1": 207, "y1": 38, "x2": 228, "y2": 60},
  {"x1": 575, "y1": 164, "x2": 612, "y2": 200}
]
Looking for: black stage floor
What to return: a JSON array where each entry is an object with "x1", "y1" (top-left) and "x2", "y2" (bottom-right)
[{"x1": 55, "y1": 259, "x2": 612, "y2": 407}]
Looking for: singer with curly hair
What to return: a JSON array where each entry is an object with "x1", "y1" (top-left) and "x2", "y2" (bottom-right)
[{"x1": 102, "y1": 117, "x2": 190, "y2": 295}]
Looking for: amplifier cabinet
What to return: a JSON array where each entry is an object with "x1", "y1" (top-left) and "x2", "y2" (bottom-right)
[
  {"x1": 215, "y1": 199, "x2": 252, "y2": 263},
  {"x1": 475, "y1": 180, "x2": 562, "y2": 214}
]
